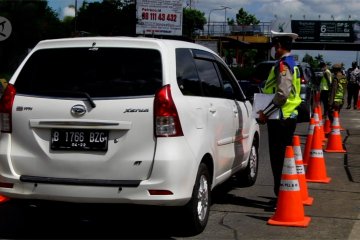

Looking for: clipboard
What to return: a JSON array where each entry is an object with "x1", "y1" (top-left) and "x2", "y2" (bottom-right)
[{"x1": 252, "y1": 93, "x2": 280, "y2": 119}]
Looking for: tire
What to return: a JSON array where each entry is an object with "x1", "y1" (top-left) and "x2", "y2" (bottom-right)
[
  {"x1": 181, "y1": 163, "x2": 211, "y2": 235},
  {"x1": 236, "y1": 139, "x2": 259, "y2": 187}
]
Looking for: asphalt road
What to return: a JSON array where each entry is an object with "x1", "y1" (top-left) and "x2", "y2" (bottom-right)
[
  {"x1": 0, "y1": 108, "x2": 359, "y2": 239},
  {"x1": 179, "y1": 107, "x2": 360, "y2": 240}
]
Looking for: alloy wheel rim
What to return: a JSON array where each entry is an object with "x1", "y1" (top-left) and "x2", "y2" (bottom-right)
[
  {"x1": 197, "y1": 175, "x2": 209, "y2": 222},
  {"x1": 249, "y1": 146, "x2": 257, "y2": 178}
]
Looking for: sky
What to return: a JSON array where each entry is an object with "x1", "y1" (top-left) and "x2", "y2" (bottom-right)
[{"x1": 47, "y1": 0, "x2": 360, "y2": 69}]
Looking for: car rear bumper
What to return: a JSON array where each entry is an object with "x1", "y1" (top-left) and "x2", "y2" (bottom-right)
[
  {"x1": 0, "y1": 181, "x2": 192, "y2": 206},
  {"x1": 0, "y1": 137, "x2": 200, "y2": 206}
]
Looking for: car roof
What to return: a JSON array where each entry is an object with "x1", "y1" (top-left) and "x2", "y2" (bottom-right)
[{"x1": 33, "y1": 37, "x2": 217, "y2": 55}]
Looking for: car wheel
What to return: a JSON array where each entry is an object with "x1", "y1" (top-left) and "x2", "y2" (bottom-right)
[
  {"x1": 236, "y1": 139, "x2": 258, "y2": 187},
  {"x1": 181, "y1": 163, "x2": 211, "y2": 235}
]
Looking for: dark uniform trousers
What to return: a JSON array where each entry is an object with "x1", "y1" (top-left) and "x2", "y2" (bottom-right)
[
  {"x1": 347, "y1": 82, "x2": 359, "y2": 109},
  {"x1": 267, "y1": 117, "x2": 297, "y2": 196}
]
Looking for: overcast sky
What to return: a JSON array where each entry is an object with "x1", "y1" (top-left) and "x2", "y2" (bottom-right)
[{"x1": 47, "y1": 0, "x2": 360, "y2": 68}]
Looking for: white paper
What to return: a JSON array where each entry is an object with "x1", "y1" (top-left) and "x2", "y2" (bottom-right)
[{"x1": 252, "y1": 93, "x2": 280, "y2": 119}]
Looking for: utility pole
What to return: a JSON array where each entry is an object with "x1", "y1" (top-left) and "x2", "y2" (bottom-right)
[{"x1": 74, "y1": 0, "x2": 78, "y2": 34}]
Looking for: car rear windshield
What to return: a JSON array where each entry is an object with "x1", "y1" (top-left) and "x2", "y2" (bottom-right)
[{"x1": 15, "y1": 47, "x2": 163, "y2": 98}]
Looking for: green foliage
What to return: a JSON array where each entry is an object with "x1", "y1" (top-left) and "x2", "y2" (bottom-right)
[
  {"x1": 77, "y1": 0, "x2": 136, "y2": 36},
  {"x1": 302, "y1": 53, "x2": 332, "y2": 69},
  {"x1": 235, "y1": 8, "x2": 260, "y2": 25},
  {"x1": 0, "y1": 0, "x2": 67, "y2": 74},
  {"x1": 183, "y1": 8, "x2": 206, "y2": 38}
]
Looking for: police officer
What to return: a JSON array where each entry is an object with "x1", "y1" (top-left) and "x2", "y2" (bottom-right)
[
  {"x1": 328, "y1": 63, "x2": 347, "y2": 122},
  {"x1": 257, "y1": 31, "x2": 302, "y2": 197},
  {"x1": 346, "y1": 61, "x2": 360, "y2": 109},
  {"x1": 319, "y1": 62, "x2": 332, "y2": 117}
]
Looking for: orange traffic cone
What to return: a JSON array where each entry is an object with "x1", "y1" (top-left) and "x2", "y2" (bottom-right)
[
  {"x1": 333, "y1": 109, "x2": 344, "y2": 130},
  {"x1": 323, "y1": 117, "x2": 331, "y2": 135},
  {"x1": 293, "y1": 135, "x2": 314, "y2": 206},
  {"x1": 267, "y1": 146, "x2": 311, "y2": 227},
  {"x1": 325, "y1": 111, "x2": 346, "y2": 153},
  {"x1": 306, "y1": 125, "x2": 331, "y2": 183},
  {"x1": 303, "y1": 118, "x2": 315, "y2": 166},
  {"x1": 313, "y1": 106, "x2": 326, "y2": 143},
  {"x1": 318, "y1": 105, "x2": 327, "y2": 141},
  {"x1": 314, "y1": 91, "x2": 321, "y2": 106}
]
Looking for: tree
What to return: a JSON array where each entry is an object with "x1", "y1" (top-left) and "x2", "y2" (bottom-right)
[
  {"x1": 76, "y1": 0, "x2": 136, "y2": 36},
  {"x1": 0, "y1": 0, "x2": 65, "y2": 76},
  {"x1": 227, "y1": 8, "x2": 261, "y2": 69},
  {"x1": 182, "y1": 8, "x2": 206, "y2": 38},
  {"x1": 235, "y1": 8, "x2": 259, "y2": 25},
  {"x1": 302, "y1": 53, "x2": 332, "y2": 69}
]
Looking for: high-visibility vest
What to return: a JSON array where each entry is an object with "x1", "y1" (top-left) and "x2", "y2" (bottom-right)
[
  {"x1": 262, "y1": 63, "x2": 301, "y2": 119},
  {"x1": 334, "y1": 76, "x2": 347, "y2": 103},
  {"x1": 320, "y1": 69, "x2": 332, "y2": 91}
]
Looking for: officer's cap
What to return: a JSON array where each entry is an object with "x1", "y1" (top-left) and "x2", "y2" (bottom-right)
[
  {"x1": 271, "y1": 30, "x2": 298, "y2": 45},
  {"x1": 332, "y1": 63, "x2": 342, "y2": 70}
]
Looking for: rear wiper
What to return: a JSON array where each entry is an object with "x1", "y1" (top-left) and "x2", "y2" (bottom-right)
[
  {"x1": 79, "y1": 91, "x2": 96, "y2": 108},
  {"x1": 38, "y1": 90, "x2": 97, "y2": 108}
]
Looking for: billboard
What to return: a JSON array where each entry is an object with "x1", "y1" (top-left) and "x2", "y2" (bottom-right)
[
  {"x1": 136, "y1": 0, "x2": 183, "y2": 36},
  {"x1": 291, "y1": 20, "x2": 360, "y2": 43}
]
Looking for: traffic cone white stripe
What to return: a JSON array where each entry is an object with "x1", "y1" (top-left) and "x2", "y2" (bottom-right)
[
  {"x1": 296, "y1": 164, "x2": 306, "y2": 175},
  {"x1": 294, "y1": 145, "x2": 302, "y2": 161},
  {"x1": 308, "y1": 124, "x2": 314, "y2": 134},
  {"x1": 282, "y1": 157, "x2": 296, "y2": 174},
  {"x1": 331, "y1": 128, "x2": 341, "y2": 135},
  {"x1": 280, "y1": 179, "x2": 300, "y2": 191},
  {"x1": 310, "y1": 149, "x2": 324, "y2": 158}
]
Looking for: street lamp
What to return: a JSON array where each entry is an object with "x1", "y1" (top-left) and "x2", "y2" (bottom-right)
[
  {"x1": 208, "y1": 7, "x2": 226, "y2": 35},
  {"x1": 220, "y1": 5, "x2": 231, "y2": 24}
]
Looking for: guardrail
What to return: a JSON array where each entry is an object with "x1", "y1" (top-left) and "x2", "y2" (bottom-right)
[{"x1": 198, "y1": 22, "x2": 272, "y2": 37}]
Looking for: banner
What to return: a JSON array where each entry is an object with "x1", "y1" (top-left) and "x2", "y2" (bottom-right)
[{"x1": 136, "y1": 0, "x2": 183, "y2": 36}]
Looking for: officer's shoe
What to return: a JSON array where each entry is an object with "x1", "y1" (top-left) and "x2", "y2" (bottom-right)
[
  {"x1": 265, "y1": 198, "x2": 277, "y2": 212},
  {"x1": 346, "y1": 105, "x2": 351, "y2": 109}
]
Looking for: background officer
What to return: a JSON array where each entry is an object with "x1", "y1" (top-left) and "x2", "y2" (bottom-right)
[
  {"x1": 328, "y1": 63, "x2": 347, "y2": 122},
  {"x1": 319, "y1": 61, "x2": 332, "y2": 117}
]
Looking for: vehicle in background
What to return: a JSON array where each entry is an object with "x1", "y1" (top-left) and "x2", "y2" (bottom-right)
[
  {"x1": 0, "y1": 37, "x2": 260, "y2": 235},
  {"x1": 314, "y1": 69, "x2": 323, "y2": 88},
  {"x1": 244, "y1": 60, "x2": 317, "y2": 122},
  {"x1": 297, "y1": 62, "x2": 317, "y2": 122}
]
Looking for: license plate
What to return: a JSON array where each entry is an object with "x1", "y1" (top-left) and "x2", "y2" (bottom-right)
[{"x1": 51, "y1": 129, "x2": 108, "y2": 151}]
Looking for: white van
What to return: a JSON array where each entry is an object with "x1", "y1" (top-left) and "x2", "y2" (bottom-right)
[{"x1": 0, "y1": 37, "x2": 260, "y2": 234}]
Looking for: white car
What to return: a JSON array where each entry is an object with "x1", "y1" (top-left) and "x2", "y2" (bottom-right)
[{"x1": 0, "y1": 37, "x2": 260, "y2": 234}]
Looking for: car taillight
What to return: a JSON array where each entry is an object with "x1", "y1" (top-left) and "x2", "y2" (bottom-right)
[
  {"x1": 301, "y1": 77, "x2": 307, "y2": 84},
  {"x1": 154, "y1": 85, "x2": 183, "y2": 137},
  {"x1": 0, "y1": 84, "x2": 16, "y2": 133}
]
